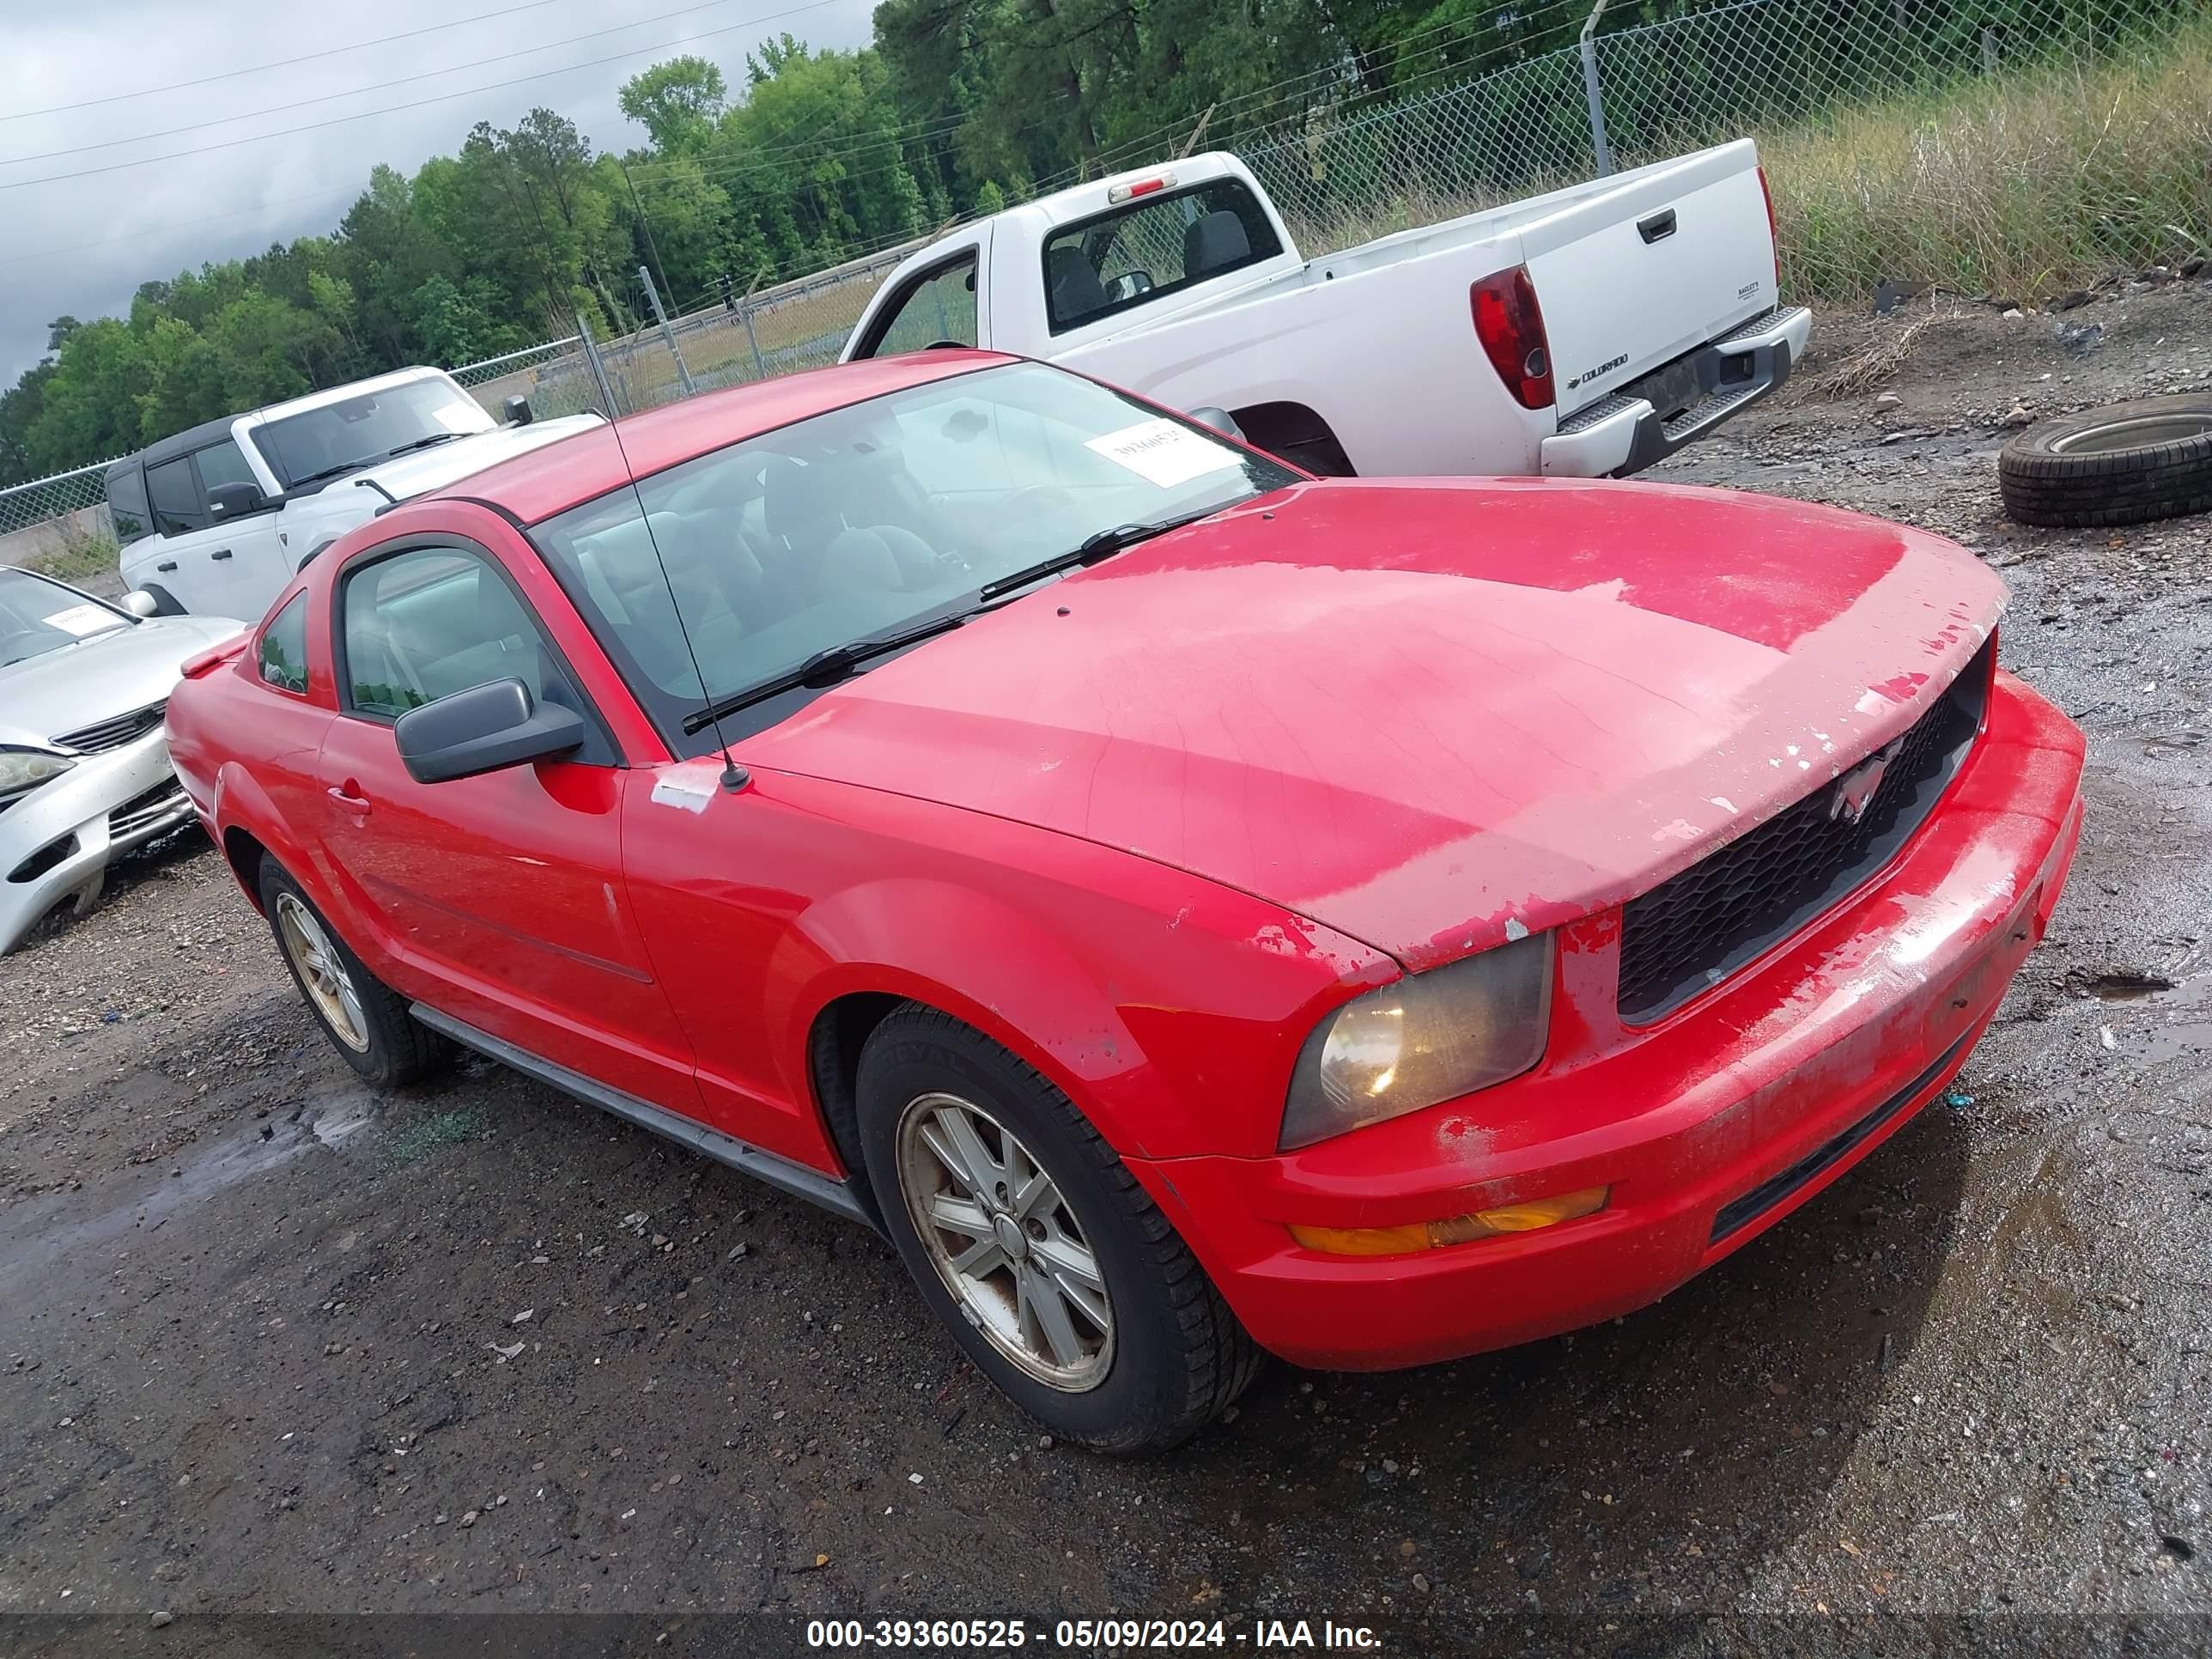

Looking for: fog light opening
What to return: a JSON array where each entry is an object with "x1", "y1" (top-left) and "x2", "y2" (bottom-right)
[{"x1": 1288, "y1": 1185, "x2": 1610, "y2": 1257}]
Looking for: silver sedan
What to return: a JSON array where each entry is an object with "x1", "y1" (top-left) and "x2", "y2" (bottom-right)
[{"x1": 0, "y1": 566, "x2": 242, "y2": 954}]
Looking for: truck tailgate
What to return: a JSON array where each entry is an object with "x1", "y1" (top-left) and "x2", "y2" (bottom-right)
[{"x1": 1521, "y1": 141, "x2": 1777, "y2": 419}]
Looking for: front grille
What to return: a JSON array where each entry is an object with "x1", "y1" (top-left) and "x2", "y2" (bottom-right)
[
  {"x1": 108, "y1": 780, "x2": 190, "y2": 838},
  {"x1": 1618, "y1": 639, "x2": 1993, "y2": 1023},
  {"x1": 54, "y1": 700, "x2": 167, "y2": 754}
]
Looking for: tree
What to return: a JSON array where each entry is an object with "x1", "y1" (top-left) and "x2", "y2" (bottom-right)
[{"x1": 618, "y1": 56, "x2": 728, "y2": 152}]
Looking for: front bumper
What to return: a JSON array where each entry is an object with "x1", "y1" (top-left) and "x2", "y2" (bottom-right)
[
  {"x1": 1540, "y1": 305, "x2": 1813, "y2": 479},
  {"x1": 0, "y1": 730, "x2": 196, "y2": 953},
  {"x1": 1133, "y1": 670, "x2": 2084, "y2": 1370}
]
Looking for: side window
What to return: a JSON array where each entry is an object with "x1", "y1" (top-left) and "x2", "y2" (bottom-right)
[
  {"x1": 1042, "y1": 179, "x2": 1283, "y2": 334},
  {"x1": 145, "y1": 458, "x2": 205, "y2": 537},
  {"x1": 857, "y1": 254, "x2": 977, "y2": 359},
  {"x1": 106, "y1": 462, "x2": 152, "y2": 545},
  {"x1": 339, "y1": 545, "x2": 575, "y2": 725},
  {"x1": 193, "y1": 439, "x2": 258, "y2": 495},
  {"x1": 258, "y1": 592, "x2": 309, "y2": 695}
]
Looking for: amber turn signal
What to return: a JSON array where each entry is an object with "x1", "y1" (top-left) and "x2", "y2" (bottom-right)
[{"x1": 1288, "y1": 1186, "x2": 1609, "y2": 1257}]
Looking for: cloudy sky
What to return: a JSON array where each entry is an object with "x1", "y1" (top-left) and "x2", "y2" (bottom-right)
[{"x1": 0, "y1": 0, "x2": 880, "y2": 387}]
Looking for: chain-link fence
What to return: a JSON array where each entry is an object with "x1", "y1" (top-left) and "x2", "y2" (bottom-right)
[
  {"x1": 453, "y1": 242, "x2": 921, "y2": 422},
  {"x1": 1242, "y1": 0, "x2": 2212, "y2": 302}
]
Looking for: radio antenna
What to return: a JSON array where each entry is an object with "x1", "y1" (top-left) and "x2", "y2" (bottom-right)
[{"x1": 575, "y1": 316, "x2": 749, "y2": 793}]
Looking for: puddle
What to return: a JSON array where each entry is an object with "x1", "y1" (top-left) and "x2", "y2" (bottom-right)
[
  {"x1": 2074, "y1": 971, "x2": 2176, "y2": 1002},
  {"x1": 0, "y1": 1086, "x2": 380, "y2": 1291},
  {"x1": 2100, "y1": 973, "x2": 2212, "y2": 1063}
]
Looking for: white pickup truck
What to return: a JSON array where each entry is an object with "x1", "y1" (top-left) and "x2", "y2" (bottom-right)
[
  {"x1": 109, "y1": 367, "x2": 599, "y2": 618},
  {"x1": 842, "y1": 143, "x2": 1810, "y2": 479}
]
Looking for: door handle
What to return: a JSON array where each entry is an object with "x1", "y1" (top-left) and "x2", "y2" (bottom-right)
[
  {"x1": 326, "y1": 784, "x2": 372, "y2": 813},
  {"x1": 1638, "y1": 208, "x2": 1678, "y2": 244},
  {"x1": 155, "y1": 560, "x2": 178, "y2": 572},
  {"x1": 210, "y1": 548, "x2": 234, "y2": 561}
]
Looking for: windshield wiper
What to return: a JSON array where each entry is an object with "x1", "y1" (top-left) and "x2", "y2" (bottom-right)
[
  {"x1": 286, "y1": 458, "x2": 374, "y2": 489},
  {"x1": 976, "y1": 510, "x2": 1218, "y2": 601},
  {"x1": 383, "y1": 432, "x2": 466, "y2": 459},
  {"x1": 681, "y1": 612, "x2": 972, "y2": 734}
]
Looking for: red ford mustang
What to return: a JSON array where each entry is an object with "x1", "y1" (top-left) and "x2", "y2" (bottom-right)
[{"x1": 167, "y1": 351, "x2": 2084, "y2": 1453}]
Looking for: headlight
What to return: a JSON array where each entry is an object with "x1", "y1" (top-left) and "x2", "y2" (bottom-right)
[
  {"x1": 0, "y1": 747, "x2": 75, "y2": 805},
  {"x1": 1280, "y1": 932, "x2": 1553, "y2": 1150}
]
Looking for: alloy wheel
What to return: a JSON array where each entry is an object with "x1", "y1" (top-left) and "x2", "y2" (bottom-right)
[
  {"x1": 896, "y1": 1091, "x2": 1115, "y2": 1390},
  {"x1": 275, "y1": 892, "x2": 371, "y2": 1054}
]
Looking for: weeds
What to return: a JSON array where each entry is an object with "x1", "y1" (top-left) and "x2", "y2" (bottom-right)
[{"x1": 1762, "y1": 17, "x2": 2212, "y2": 302}]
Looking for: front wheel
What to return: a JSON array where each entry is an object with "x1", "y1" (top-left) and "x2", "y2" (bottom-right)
[
  {"x1": 258, "y1": 861, "x2": 447, "y2": 1088},
  {"x1": 856, "y1": 1006, "x2": 1260, "y2": 1455}
]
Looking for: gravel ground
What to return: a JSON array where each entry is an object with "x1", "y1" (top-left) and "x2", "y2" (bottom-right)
[{"x1": 3, "y1": 283, "x2": 2211, "y2": 1658}]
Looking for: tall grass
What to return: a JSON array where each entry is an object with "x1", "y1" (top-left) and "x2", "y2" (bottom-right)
[{"x1": 1761, "y1": 15, "x2": 2212, "y2": 301}]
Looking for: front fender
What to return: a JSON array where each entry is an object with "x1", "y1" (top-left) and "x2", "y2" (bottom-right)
[{"x1": 787, "y1": 877, "x2": 1156, "y2": 1138}]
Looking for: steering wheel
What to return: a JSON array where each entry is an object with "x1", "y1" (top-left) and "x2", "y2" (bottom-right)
[{"x1": 1006, "y1": 484, "x2": 1079, "y2": 521}]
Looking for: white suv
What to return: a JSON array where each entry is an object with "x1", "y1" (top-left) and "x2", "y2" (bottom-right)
[{"x1": 109, "y1": 367, "x2": 599, "y2": 619}]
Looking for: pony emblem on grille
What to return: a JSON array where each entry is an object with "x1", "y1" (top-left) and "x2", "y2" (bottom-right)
[{"x1": 1830, "y1": 739, "x2": 1903, "y2": 825}]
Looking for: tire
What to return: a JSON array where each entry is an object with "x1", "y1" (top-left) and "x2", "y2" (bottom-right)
[
  {"x1": 855, "y1": 1006, "x2": 1260, "y2": 1455},
  {"x1": 1999, "y1": 395, "x2": 2212, "y2": 527},
  {"x1": 258, "y1": 861, "x2": 448, "y2": 1088}
]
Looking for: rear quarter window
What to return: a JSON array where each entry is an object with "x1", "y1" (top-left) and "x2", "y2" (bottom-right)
[{"x1": 258, "y1": 592, "x2": 309, "y2": 696}]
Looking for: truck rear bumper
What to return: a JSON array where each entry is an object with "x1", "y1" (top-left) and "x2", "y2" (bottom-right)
[{"x1": 1540, "y1": 305, "x2": 1812, "y2": 479}]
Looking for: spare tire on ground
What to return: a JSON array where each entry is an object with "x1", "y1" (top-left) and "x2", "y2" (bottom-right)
[{"x1": 2000, "y1": 395, "x2": 2212, "y2": 526}]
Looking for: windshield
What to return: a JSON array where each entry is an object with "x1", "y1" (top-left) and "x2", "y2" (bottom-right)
[
  {"x1": 533, "y1": 361, "x2": 1297, "y2": 747},
  {"x1": 0, "y1": 568, "x2": 132, "y2": 667},
  {"x1": 255, "y1": 377, "x2": 493, "y2": 489}
]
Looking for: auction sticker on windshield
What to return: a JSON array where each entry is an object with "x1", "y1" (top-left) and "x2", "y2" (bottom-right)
[
  {"x1": 1085, "y1": 418, "x2": 1240, "y2": 489},
  {"x1": 42, "y1": 603, "x2": 125, "y2": 638}
]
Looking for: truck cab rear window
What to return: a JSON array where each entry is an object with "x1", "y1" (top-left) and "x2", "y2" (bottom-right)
[{"x1": 1043, "y1": 179, "x2": 1282, "y2": 336}]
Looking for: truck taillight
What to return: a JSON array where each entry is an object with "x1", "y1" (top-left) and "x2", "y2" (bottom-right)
[
  {"x1": 1470, "y1": 267, "x2": 1554, "y2": 410},
  {"x1": 1757, "y1": 164, "x2": 1780, "y2": 297}
]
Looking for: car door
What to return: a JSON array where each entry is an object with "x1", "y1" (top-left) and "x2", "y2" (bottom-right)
[
  {"x1": 847, "y1": 240, "x2": 988, "y2": 359},
  {"x1": 139, "y1": 441, "x2": 287, "y2": 620},
  {"x1": 312, "y1": 534, "x2": 702, "y2": 1114}
]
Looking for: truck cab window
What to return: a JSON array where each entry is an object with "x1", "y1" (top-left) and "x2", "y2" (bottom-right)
[{"x1": 1042, "y1": 180, "x2": 1282, "y2": 335}]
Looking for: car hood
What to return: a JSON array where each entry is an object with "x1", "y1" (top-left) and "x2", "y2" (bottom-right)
[
  {"x1": 355, "y1": 413, "x2": 602, "y2": 498},
  {"x1": 283, "y1": 415, "x2": 603, "y2": 527},
  {"x1": 742, "y1": 478, "x2": 2007, "y2": 969},
  {"x1": 0, "y1": 612, "x2": 245, "y2": 749}
]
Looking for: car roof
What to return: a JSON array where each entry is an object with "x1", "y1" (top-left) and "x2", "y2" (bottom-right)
[
  {"x1": 429, "y1": 349, "x2": 1020, "y2": 526},
  {"x1": 118, "y1": 414, "x2": 240, "y2": 474}
]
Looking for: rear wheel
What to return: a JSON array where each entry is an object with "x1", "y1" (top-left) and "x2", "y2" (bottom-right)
[
  {"x1": 856, "y1": 1006, "x2": 1260, "y2": 1455},
  {"x1": 258, "y1": 862, "x2": 447, "y2": 1087}
]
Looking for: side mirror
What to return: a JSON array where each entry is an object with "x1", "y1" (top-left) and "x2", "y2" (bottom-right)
[
  {"x1": 394, "y1": 678, "x2": 586, "y2": 785},
  {"x1": 206, "y1": 480, "x2": 267, "y2": 521},
  {"x1": 122, "y1": 590, "x2": 159, "y2": 618},
  {"x1": 501, "y1": 395, "x2": 534, "y2": 427},
  {"x1": 1105, "y1": 270, "x2": 1155, "y2": 303},
  {"x1": 1186, "y1": 405, "x2": 1246, "y2": 443}
]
